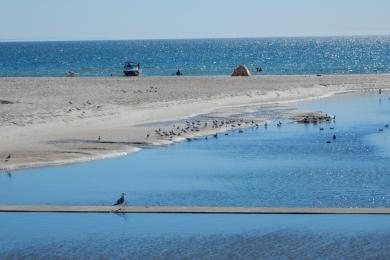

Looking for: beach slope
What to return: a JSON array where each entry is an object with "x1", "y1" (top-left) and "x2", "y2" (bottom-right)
[{"x1": 1, "y1": 75, "x2": 389, "y2": 170}]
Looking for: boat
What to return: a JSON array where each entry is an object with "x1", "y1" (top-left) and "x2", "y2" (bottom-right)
[{"x1": 123, "y1": 61, "x2": 141, "y2": 76}]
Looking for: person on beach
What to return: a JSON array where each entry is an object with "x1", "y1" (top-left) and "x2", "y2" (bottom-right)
[{"x1": 176, "y1": 69, "x2": 183, "y2": 76}]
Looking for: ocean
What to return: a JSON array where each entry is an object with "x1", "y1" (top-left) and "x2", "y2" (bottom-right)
[{"x1": 0, "y1": 36, "x2": 389, "y2": 77}]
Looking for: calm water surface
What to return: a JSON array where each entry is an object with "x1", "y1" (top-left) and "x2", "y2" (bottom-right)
[
  {"x1": 1, "y1": 213, "x2": 390, "y2": 259},
  {"x1": 1, "y1": 92, "x2": 390, "y2": 207}
]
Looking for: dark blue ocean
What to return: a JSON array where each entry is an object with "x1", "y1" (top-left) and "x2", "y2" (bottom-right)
[{"x1": 0, "y1": 36, "x2": 389, "y2": 76}]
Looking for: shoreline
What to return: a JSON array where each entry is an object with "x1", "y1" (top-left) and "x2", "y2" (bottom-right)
[{"x1": 1, "y1": 74, "x2": 390, "y2": 171}]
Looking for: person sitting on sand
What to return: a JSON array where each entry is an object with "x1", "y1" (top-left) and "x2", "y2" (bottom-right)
[{"x1": 176, "y1": 69, "x2": 183, "y2": 76}]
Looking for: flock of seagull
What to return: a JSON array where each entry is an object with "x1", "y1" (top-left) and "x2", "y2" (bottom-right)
[
  {"x1": 150, "y1": 118, "x2": 262, "y2": 142},
  {"x1": 146, "y1": 114, "x2": 340, "y2": 144},
  {"x1": 65, "y1": 99, "x2": 102, "y2": 115}
]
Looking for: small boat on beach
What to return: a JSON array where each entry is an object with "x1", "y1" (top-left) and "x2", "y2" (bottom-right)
[{"x1": 123, "y1": 61, "x2": 141, "y2": 76}]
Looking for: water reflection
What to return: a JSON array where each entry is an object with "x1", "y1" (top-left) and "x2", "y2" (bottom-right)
[{"x1": 1, "y1": 213, "x2": 390, "y2": 259}]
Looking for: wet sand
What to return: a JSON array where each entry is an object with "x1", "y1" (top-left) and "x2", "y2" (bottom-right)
[{"x1": 1, "y1": 74, "x2": 389, "y2": 170}]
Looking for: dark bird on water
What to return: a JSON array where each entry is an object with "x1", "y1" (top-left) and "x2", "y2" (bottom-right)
[
  {"x1": 113, "y1": 192, "x2": 126, "y2": 206},
  {"x1": 333, "y1": 134, "x2": 336, "y2": 140}
]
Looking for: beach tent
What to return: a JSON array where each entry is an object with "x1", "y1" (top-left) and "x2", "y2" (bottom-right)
[{"x1": 231, "y1": 65, "x2": 251, "y2": 76}]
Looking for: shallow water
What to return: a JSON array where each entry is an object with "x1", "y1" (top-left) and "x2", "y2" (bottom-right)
[
  {"x1": 1, "y1": 92, "x2": 390, "y2": 208},
  {"x1": 1, "y1": 36, "x2": 389, "y2": 76},
  {"x1": 1, "y1": 93, "x2": 390, "y2": 258},
  {"x1": 1, "y1": 213, "x2": 390, "y2": 259}
]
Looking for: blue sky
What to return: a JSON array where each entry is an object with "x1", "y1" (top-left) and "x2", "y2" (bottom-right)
[{"x1": 1, "y1": 0, "x2": 389, "y2": 41}]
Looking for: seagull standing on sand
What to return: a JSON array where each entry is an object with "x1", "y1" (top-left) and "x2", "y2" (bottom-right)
[{"x1": 113, "y1": 192, "x2": 127, "y2": 207}]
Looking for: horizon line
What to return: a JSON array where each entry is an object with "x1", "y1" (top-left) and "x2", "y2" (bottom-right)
[{"x1": 0, "y1": 33, "x2": 389, "y2": 43}]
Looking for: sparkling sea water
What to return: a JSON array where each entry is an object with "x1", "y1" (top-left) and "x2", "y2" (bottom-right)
[{"x1": 0, "y1": 36, "x2": 389, "y2": 76}]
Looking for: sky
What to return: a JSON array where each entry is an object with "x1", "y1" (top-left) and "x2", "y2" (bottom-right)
[{"x1": 0, "y1": 0, "x2": 389, "y2": 41}]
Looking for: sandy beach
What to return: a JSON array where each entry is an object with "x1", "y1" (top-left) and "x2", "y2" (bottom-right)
[{"x1": 1, "y1": 74, "x2": 390, "y2": 171}]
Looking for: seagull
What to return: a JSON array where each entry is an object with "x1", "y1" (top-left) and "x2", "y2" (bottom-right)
[{"x1": 113, "y1": 192, "x2": 126, "y2": 206}]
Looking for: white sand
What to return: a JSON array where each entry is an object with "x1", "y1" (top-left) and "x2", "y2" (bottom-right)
[{"x1": 1, "y1": 74, "x2": 389, "y2": 171}]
